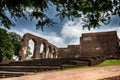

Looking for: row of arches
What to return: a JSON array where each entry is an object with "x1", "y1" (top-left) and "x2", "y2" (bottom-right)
[
  {"x1": 29, "y1": 40, "x2": 58, "y2": 59},
  {"x1": 19, "y1": 33, "x2": 58, "y2": 60}
]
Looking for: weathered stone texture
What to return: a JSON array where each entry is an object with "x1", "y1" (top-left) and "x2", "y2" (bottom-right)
[
  {"x1": 19, "y1": 33, "x2": 58, "y2": 60},
  {"x1": 1, "y1": 31, "x2": 120, "y2": 78},
  {"x1": 19, "y1": 31, "x2": 120, "y2": 61},
  {"x1": 58, "y1": 45, "x2": 80, "y2": 58},
  {"x1": 80, "y1": 31, "x2": 119, "y2": 58}
]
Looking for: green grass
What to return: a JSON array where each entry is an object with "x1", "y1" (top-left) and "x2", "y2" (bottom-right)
[
  {"x1": 62, "y1": 59, "x2": 120, "y2": 71},
  {"x1": 97, "y1": 59, "x2": 120, "y2": 66}
]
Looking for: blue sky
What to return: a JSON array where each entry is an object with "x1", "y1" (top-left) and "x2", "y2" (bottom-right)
[{"x1": 1, "y1": 5, "x2": 120, "y2": 49}]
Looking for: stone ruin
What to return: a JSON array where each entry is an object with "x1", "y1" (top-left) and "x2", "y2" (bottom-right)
[
  {"x1": 80, "y1": 31, "x2": 120, "y2": 59},
  {"x1": 0, "y1": 31, "x2": 120, "y2": 78},
  {"x1": 19, "y1": 33, "x2": 58, "y2": 60},
  {"x1": 59, "y1": 31, "x2": 120, "y2": 59},
  {"x1": 19, "y1": 31, "x2": 120, "y2": 60}
]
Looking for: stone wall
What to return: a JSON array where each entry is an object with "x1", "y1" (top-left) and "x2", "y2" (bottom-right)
[
  {"x1": 19, "y1": 31, "x2": 120, "y2": 61},
  {"x1": 80, "y1": 31, "x2": 120, "y2": 58},
  {"x1": 0, "y1": 58, "x2": 90, "y2": 66},
  {"x1": 58, "y1": 45, "x2": 80, "y2": 58}
]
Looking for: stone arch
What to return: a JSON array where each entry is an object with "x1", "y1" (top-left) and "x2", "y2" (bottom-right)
[
  {"x1": 55, "y1": 48, "x2": 58, "y2": 58},
  {"x1": 40, "y1": 42, "x2": 47, "y2": 59},
  {"x1": 27, "y1": 39, "x2": 35, "y2": 59},
  {"x1": 19, "y1": 34, "x2": 38, "y2": 60},
  {"x1": 19, "y1": 33, "x2": 58, "y2": 60},
  {"x1": 19, "y1": 33, "x2": 41, "y2": 60}
]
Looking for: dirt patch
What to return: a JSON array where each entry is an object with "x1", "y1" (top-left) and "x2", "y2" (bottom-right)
[{"x1": 1, "y1": 65, "x2": 120, "y2": 80}]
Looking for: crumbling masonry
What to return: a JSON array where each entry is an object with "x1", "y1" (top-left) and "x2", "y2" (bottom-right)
[
  {"x1": 19, "y1": 33, "x2": 58, "y2": 60},
  {"x1": 0, "y1": 31, "x2": 119, "y2": 78},
  {"x1": 58, "y1": 31, "x2": 120, "y2": 59},
  {"x1": 19, "y1": 31, "x2": 120, "y2": 60},
  {"x1": 80, "y1": 31, "x2": 120, "y2": 59}
]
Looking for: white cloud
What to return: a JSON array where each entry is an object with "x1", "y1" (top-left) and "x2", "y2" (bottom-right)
[
  {"x1": 61, "y1": 19, "x2": 120, "y2": 46},
  {"x1": 8, "y1": 19, "x2": 120, "y2": 50},
  {"x1": 61, "y1": 19, "x2": 99, "y2": 45},
  {"x1": 61, "y1": 20, "x2": 98, "y2": 39},
  {"x1": 61, "y1": 21, "x2": 82, "y2": 38},
  {"x1": 9, "y1": 28, "x2": 66, "y2": 47},
  {"x1": 22, "y1": 29, "x2": 67, "y2": 47}
]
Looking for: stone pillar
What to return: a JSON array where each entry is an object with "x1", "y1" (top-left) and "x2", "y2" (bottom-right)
[
  {"x1": 33, "y1": 42, "x2": 40, "y2": 59},
  {"x1": 48, "y1": 50, "x2": 51, "y2": 58},
  {"x1": 52, "y1": 49, "x2": 55, "y2": 58},
  {"x1": 48, "y1": 47, "x2": 52, "y2": 58},
  {"x1": 55, "y1": 49, "x2": 58, "y2": 58},
  {"x1": 53, "y1": 49, "x2": 58, "y2": 58},
  {"x1": 53, "y1": 54, "x2": 55, "y2": 58},
  {"x1": 48, "y1": 53, "x2": 51, "y2": 58},
  {"x1": 47, "y1": 47, "x2": 50, "y2": 58},
  {"x1": 19, "y1": 42, "x2": 28, "y2": 60},
  {"x1": 43, "y1": 44, "x2": 48, "y2": 59},
  {"x1": 50, "y1": 47, "x2": 53, "y2": 58}
]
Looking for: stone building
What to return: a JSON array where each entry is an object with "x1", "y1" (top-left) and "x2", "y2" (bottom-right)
[
  {"x1": 19, "y1": 31, "x2": 120, "y2": 60},
  {"x1": 58, "y1": 31, "x2": 120, "y2": 59},
  {"x1": 80, "y1": 31, "x2": 120, "y2": 58}
]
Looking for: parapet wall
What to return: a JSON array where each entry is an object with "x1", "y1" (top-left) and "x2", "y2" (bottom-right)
[{"x1": 58, "y1": 45, "x2": 80, "y2": 58}]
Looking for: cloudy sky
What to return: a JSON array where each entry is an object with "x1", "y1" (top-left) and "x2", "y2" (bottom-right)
[{"x1": 1, "y1": 5, "x2": 120, "y2": 50}]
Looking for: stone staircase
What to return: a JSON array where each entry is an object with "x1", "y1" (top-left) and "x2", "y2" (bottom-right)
[
  {"x1": 0, "y1": 71, "x2": 34, "y2": 78},
  {"x1": 0, "y1": 57, "x2": 104, "y2": 78},
  {"x1": 0, "y1": 66, "x2": 61, "y2": 72}
]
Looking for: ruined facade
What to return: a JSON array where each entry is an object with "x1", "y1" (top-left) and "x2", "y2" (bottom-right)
[
  {"x1": 58, "y1": 31, "x2": 120, "y2": 59},
  {"x1": 19, "y1": 33, "x2": 58, "y2": 60},
  {"x1": 19, "y1": 31, "x2": 120, "y2": 61},
  {"x1": 80, "y1": 31, "x2": 120, "y2": 58},
  {"x1": 58, "y1": 45, "x2": 80, "y2": 58}
]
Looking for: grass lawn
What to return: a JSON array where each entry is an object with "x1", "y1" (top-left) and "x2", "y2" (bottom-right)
[
  {"x1": 62, "y1": 59, "x2": 120, "y2": 70},
  {"x1": 97, "y1": 59, "x2": 120, "y2": 66}
]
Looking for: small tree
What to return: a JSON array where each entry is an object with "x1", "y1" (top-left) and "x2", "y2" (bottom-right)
[
  {"x1": 8, "y1": 32, "x2": 22, "y2": 56},
  {"x1": 0, "y1": 28, "x2": 32, "y2": 62},
  {"x1": 0, "y1": 28, "x2": 14, "y2": 62}
]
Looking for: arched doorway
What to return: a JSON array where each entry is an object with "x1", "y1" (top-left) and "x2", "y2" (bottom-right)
[
  {"x1": 40, "y1": 43, "x2": 45, "y2": 59},
  {"x1": 26, "y1": 39, "x2": 35, "y2": 60}
]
